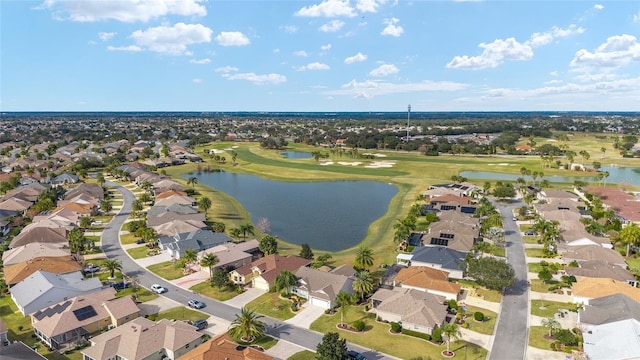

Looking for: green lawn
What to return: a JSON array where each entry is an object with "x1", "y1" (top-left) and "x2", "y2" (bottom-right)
[
  {"x1": 525, "y1": 249, "x2": 547, "y2": 258},
  {"x1": 190, "y1": 282, "x2": 242, "y2": 302},
  {"x1": 489, "y1": 245, "x2": 506, "y2": 257},
  {"x1": 116, "y1": 287, "x2": 159, "y2": 303},
  {"x1": 530, "y1": 300, "x2": 579, "y2": 318},
  {"x1": 120, "y1": 233, "x2": 139, "y2": 245},
  {"x1": 126, "y1": 246, "x2": 152, "y2": 259},
  {"x1": 147, "y1": 261, "x2": 186, "y2": 280},
  {"x1": 288, "y1": 350, "x2": 316, "y2": 360},
  {"x1": 244, "y1": 292, "x2": 299, "y2": 321},
  {"x1": 529, "y1": 279, "x2": 561, "y2": 293},
  {"x1": 453, "y1": 279, "x2": 502, "y2": 303},
  {"x1": 149, "y1": 306, "x2": 207, "y2": 322},
  {"x1": 528, "y1": 326, "x2": 555, "y2": 350},
  {"x1": 627, "y1": 257, "x2": 640, "y2": 276},
  {"x1": 528, "y1": 262, "x2": 563, "y2": 274},
  {"x1": 523, "y1": 236, "x2": 540, "y2": 244},
  {"x1": 463, "y1": 305, "x2": 497, "y2": 335},
  {"x1": 235, "y1": 335, "x2": 278, "y2": 350},
  {"x1": 310, "y1": 305, "x2": 487, "y2": 360}
]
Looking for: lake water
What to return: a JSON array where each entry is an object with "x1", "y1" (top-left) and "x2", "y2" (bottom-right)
[
  {"x1": 193, "y1": 172, "x2": 398, "y2": 251},
  {"x1": 280, "y1": 151, "x2": 312, "y2": 159},
  {"x1": 461, "y1": 166, "x2": 640, "y2": 185}
]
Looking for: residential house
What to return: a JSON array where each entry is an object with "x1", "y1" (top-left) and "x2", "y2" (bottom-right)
[
  {"x1": 57, "y1": 193, "x2": 102, "y2": 209},
  {"x1": 32, "y1": 288, "x2": 139, "y2": 350},
  {"x1": 153, "y1": 179, "x2": 186, "y2": 194},
  {"x1": 0, "y1": 341, "x2": 48, "y2": 360},
  {"x1": 177, "y1": 333, "x2": 273, "y2": 360},
  {"x1": 51, "y1": 172, "x2": 79, "y2": 187},
  {"x1": 158, "y1": 230, "x2": 232, "y2": 259},
  {"x1": 147, "y1": 212, "x2": 206, "y2": 228},
  {"x1": 585, "y1": 186, "x2": 640, "y2": 224},
  {"x1": 398, "y1": 246, "x2": 467, "y2": 279},
  {"x1": 371, "y1": 287, "x2": 448, "y2": 335},
  {"x1": 229, "y1": 254, "x2": 312, "y2": 290},
  {"x1": 429, "y1": 194, "x2": 477, "y2": 214},
  {"x1": 293, "y1": 266, "x2": 356, "y2": 309},
  {"x1": 0, "y1": 220, "x2": 10, "y2": 236},
  {"x1": 9, "y1": 226, "x2": 68, "y2": 248},
  {"x1": 198, "y1": 240, "x2": 261, "y2": 273},
  {"x1": 10, "y1": 271, "x2": 104, "y2": 315},
  {"x1": 393, "y1": 266, "x2": 462, "y2": 301},
  {"x1": 64, "y1": 183, "x2": 104, "y2": 203},
  {"x1": 572, "y1": 277, "x2": 640, "y2": 305},
  {"x1": 424, "y1": 220, "x2": 479, "y2": 252},
  {"x1": 424, "y1": 182, "x2": 481, "y2": 198},
  {"x1": 4, "y1": 183, "x2": 48, "y2": 202},
  {"x1": 564, "y1": 260, "x2": 636, "y2": 285},
  {"x1": 147, "y1": 204, "x2": 199, "y2": 218},
  {"x1": 155, "y1": 193, "x2": 196, "y2": 207},
  {"x1": 579, "y1": 293, "x2": 640, "y2": 326},
  {"x1": 81, "y1": 317, "x2": 205, "y2": 360},
  {"x1": 2, "y1": 243, "x2": 71, "y2": 266},
  {"x1": 0, "y1": 197, "x2": 33, "y2": 214},
  {"x1": 537, "y1": 189, "x2": 581, "y2": 203},
  {"x1": 5, "y1": 256, "x2": 82, "y2": 286},
  {"x1": 153, "y1": 220, "x2": 208, "y2": 237},
  {"x1": 561, "y1": 244, "x2": 627, "y2": 268}
]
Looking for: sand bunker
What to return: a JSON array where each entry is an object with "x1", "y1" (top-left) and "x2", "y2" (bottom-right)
[
  {"x1": 366, "y1": 161, "x2": 396, "y2": 168},
  {"x1": 362, "y1": 153, "x2": 387, "y2": 157},
  {"x1": 210, "y1": 149, "x2": 225, "y2": 154},
  {"x1": 338, "y1": 162, "x2": 362, "y2": 166},
  {"x1": 320, "y1": 161, "x2": 334, "y2": 166}
]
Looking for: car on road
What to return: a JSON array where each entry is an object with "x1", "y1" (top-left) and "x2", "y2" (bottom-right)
[
  {"x1": 192, "y1": 319, "x2": 208, "y2": 330},
  {"x1": 84, "y1": 265, "x2": 100, "y2": 274},
  {"x1": 188, "y1": 299, "x2": 205, "y2": 309},
  {"x1": 150, "y1": 284, "x2": 166, "y2": 294},
  {"x1": 347, "y1": 350, "x2": 367, "y2": 360}
]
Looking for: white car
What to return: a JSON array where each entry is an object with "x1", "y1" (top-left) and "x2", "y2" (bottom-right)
[{"x1": 151, "y1": 284, "x2": 166, "y2": 294}]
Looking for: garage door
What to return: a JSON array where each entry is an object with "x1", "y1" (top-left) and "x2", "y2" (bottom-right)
[{"x1": 310, "y1": 297, "x2": 330, "y2": 309}]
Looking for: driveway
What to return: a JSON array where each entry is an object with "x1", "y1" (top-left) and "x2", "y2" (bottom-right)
[
  {"x1": 284, "y1": 303, "x2": 326, "y2": 329},
  {"x1": 266, "y1": 339, "x2": 308, "y2": 360},
  {"x1": 224, "y1": 287, "x2": 267, "y2": 308},
  {"x1": 134, "y1": 251, "x2": 173, "y2": 268},
  {"x1": 170, "y1": 270, "x2": 210, "y2": 289}
]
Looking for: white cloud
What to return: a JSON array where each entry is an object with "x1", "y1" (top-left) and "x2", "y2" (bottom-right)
[
  {"x1": 192, "y1": 78, "x2": 202, "y2": 84},
  {"x1": 222, "y1": 72, "x2": 287, "y2": 85},
  {"x1": 319, "y1": 20, "x2": 345, "y2": 32},
  {"x1": 594, "y1": 4, "x2": 604, "y2": 10},
  {"x1": 215, "y1": 31, "x2": 250, "y2": 46},
  {"x1": 545, "y1": 79, "x2": 563, "y2": 85},
  {"x1": 344, "y1": 52, "x2": 367, "y2": 64},
  {"x1": 381, "y1": 18, "x2": 403, "y2": 37},
  {"x1": 446, "y1": 37, "x2": 534, "y2": 70},
  {"x1": 98, "y1": 32, "x2": 116, "y2": 42},
  {"x1": 550, "y1": 71, "x2": 559, "y2": 77},
  {"x1": 321, "y1": 43, "x2": 332, "y2": 50},
  {"x1": 293, "y1": 50, "x2": 309, "y2": 57},
  {"x1": 569, "y1": 34, "x2": 640, "y2": 80},
  {"x1": 129, "y1": 23, "x2": 212, "y2": 55},
  {"x1": 527, "y1": 24, "x2": 584, "y2": 48},
  {"x1": 273, "y1": 48, "x2": 280, "y2": 53},
  {"x1": 325, "y1": 79, "x2": 469, "y2": 98},
  {"x1": 356, "y1": 0, "x2": 387, "y2": 13},
  {"x1": 215, "y1": 66, "x2": 239, "y2": 73},
  {"x1": 369, "y1": 63, "x2": 399, "y2": 77},
  {"x1": 295, "y1": 0, "x2": 357, "y2": 18},
  {"x1": 297, "y1": 62, "x2": 330, "y2": 71},
  {"x1": 634, "y1": 12, "x2": 640, "y2": 23},
  {"x1": 107, "y1": 45, "x2": 142, "y2": 52},
  {"x1": 283, "y1": 25, "x2": 298, "y2": 33},
  {"x1": 39, "y1": 0, "x2": 206, "y2": 22},
  {"x1": 190, "y1": 58, "x2": 211, "y2": 64}
]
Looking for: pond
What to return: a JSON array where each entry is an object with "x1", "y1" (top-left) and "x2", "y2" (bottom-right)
[
  {"x1": 279, "y1": 151, "x2": 312, "y2": 159},
  {"x1": 461, "y1": 166, "x2": 640, "y2": 186},
  {"x1": 193, "y1": 171, "x2": 398, "y2": 251}
]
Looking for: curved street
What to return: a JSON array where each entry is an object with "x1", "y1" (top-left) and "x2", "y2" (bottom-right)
[
  {"x1": 101, "y1": 181, "x2": 390, "y2": 360},
  {"x1": 489, "y1": 200, "x2": 530, "y2": 360}
]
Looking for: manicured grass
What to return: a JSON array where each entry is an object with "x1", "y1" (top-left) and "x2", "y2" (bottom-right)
[
  {"x1": 310, "y1": 305, "x2": 487, "y2": 360},
  {"x1": 149, "y1": 306, "x2": 206, "y2": 322},
  {"x1": 453, "y1": 279, "x2": 502, "y2": 303},
  {"x1": 529, "y1": 279, "x2": 561, "y2": 293},
  {"x1": 463, "y1": 305, "x2": 497, "y2": 335},
  {"x1": 528, "y1": 262, "x2": 563, "y2": 274},
  {"x1": 525, "y1": 249, "x2": 547, "y2": 258},
  {"x1": 489, "y1": 245, "x2": 506, "y2": 257},
  {"x1": 531, "y1": 300, "x2": 579, "y2": 318},
  {"x1": 126, "y1": 245, "x2": 152, "y2": 259},
  {"x1": 190, "y1": 281, "x2": 242, "y2": 301},
  {"x1": 244, "y1": 292, "x2": 298, "y2": 321},
  {"x1": 147, "y1": 261, "x2": 186, "y2": 281},
  {"x1": 116, "y1": 287, "x2": 159, "y2": 303},
  {"x1": 528, "y1": 326, "x2": 555, "y2": 351},
  {"x1": 288, "y1": 350, "x2": 316, "y2": 360},
  {"x1": 235, "y1": 335, "x2": 278, "y2": 350},
  {"x1": 120, "y1": 233, "x2": 139, "y2": 245},
  {"x1": 523, "y1": 236, "x2": 540, "y2": 244},
  {"x1": 626, "y1": 257, "x2": 640, "y2": 276}
]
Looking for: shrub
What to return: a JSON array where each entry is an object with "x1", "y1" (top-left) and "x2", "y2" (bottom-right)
[
  {"x1": 432, "y1": 327, "x2": 443, "y2": 342},
  {"x1": 352, "y1": 320, "x2": 365, "y2": 332},
  {"x1": 447, "y1": 299, "x2": 459, "y2": 312},
  {"x1": 402, "y1": 328, "x2": 431, "y2": 341},
  {"x1": 555, "y1": 329, "x2": 579, "y2": 346},
  {"x1": 474, "y1": 311, "x2": 485, "y2": 321},
  {"x1": 461, "y1": 322, "x2": 469, "y2": 329},
  {"x1": 391, "y1": 322, "x2": 402, "y2": 333}
]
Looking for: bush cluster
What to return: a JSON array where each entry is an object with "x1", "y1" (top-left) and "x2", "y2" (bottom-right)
[
  {"x1": 474, "y1": 311, "x2": 485, "y2": 321},
  {"x1": 401, "y1": 328, "x2": 431, "y2": 341},
  {"x1": 352, "y1": 320, "x2": 365, "y2": 332},
  {"x1": 391, "y1": 322, "x2": 402, "y2": 333}
]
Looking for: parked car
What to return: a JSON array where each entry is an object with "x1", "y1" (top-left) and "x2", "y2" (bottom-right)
[
  {"x1": 135, "y1": 238, "x2": 146, "y2": 245},
  {"x1": 90, "y1": 221, "x2": 103, "y2": 226},
  {"x1": 111, "y1": 281, "x2": 128, "y2": 290},
  {"x1": 151, "y1": 284, "x2": 166, "y2": 294},
  {"x1": 347, "y1": 350, "x2": 367, "y2": 360},
  {"x1": 84, "y1": 265, "x2": 100, "y2": 274},
  {"x1": 524, "y1": 231, "x2": 536, "y2": 236},
  {"x1": 188, "y1": 299, "x2": 205, "y2": 309},
  {"x1": 192, "y1": 319, "x2": 208, "y2": 330},
  {"x1": 512, "y1": 216, "x2": 517, "y2": 221}
]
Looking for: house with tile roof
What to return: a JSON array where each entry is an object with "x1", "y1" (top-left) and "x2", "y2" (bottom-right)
[
  {"x1": 229, "y1": 254, "x2": 312, "y2": 290},
  {"x1": 293, "y1": 266, "x2": 355, "y2": 309},
  {"x1": 571, "y1": 277, "x2": 640, "y2": 305},
  {"x1": 371, "y1": 287, "x2": 448, "y2": 335},
  {"x1": 2, "y1": 242, "x2": 71, "y2": 266},
  {"x1": 31, "y1": 288, "x2": 139, "y2": 350},
  {"x1": 64, "y1": 183, "x2": 104, "y2": 202},
  {"x1": 10, "y1": 271, "x2": 104, "y2": 315},
  {"x1": 147, "y1": 212, "x2": 206, "y2": 228},
  {"x1": 198, "y1": 240, "x2": 261, "y2": 273},
  {"x1": 81, "y1": 317, "x2": 204, "y2": 360},
  {"x1": 0, "y1": 197, "x2": 33, "y2": 213},
  {"x1": 393, "y1": 266, "x2": 462, "y2": 301},
  {"x1": 399, "y1": 246, "x2": 467, "y2": 279},
  {"x1": 158, "y1": 230, "x2": 232, "y2": 259},
  {"x1": 579, "y1": 293, "x2": 640, "y2": 326},
  {"x1": 5, "y1": 256, "x2": 82, "y2": 286},
  {"x1": 153, "y1": 220, "x2": 208, "y2": 237},
  {"x1": 177, "y1": 333, "x2": 273, "y2": 360},
  {"x1": 9, "y1": 226, "x2": 68, "y2": 249},
  {"x1": 564, "y1": 259, "x2": 636, "y2": 284}
]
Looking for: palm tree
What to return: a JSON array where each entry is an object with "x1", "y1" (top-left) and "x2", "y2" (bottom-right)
[
  {"x1": 442, "y1": 322, "x2": 461, "y2": 355},
  {"x1": 274, "y1": 270, "x2": 297, "y2": 293},
  {"x1": 68, "y1": 227, "x2": 91, "y2": 260},
  {"x1": 335, "y1": 290, "x2": 356, "y2": 326},
  {"x1": 240, "y1": 223, "x2": 255, "y2": 240},
  {"x1": 228, "y1": 307, "x2": 266, "y2": 343},
  {"x1": 103, "y1": 259, "x2": 122, "y2": 279},
  {"x1": 187, "y1": 176, "x2": 198, "y2": 189},
  {"x1": 353, "y1": 246, "x2": 374, "y2": 271},
  {"x1": 541, "y1": 317, "x2": 561, "y2": 337},
  {"x1": 182, "y1": 248, "x2": 198, "y2": 268},
  {"x1": 229, "y1": 227, "x2": 242, "y2": 242},
  {"x1": 79, "y1": 216, "x2": 92, "y2": 229},
  {"x1": 620, "y1": 223, "x2": 640, "y2": 257},
  {"x1": 352, "y1": 271, "x2": 374, "y2": 303},
  {"x1": 198, "y1": 196, "x2": 212, "y2": 219},
  {"x1": 200, "y1": 253, "x2": 219, "y2": 281}
]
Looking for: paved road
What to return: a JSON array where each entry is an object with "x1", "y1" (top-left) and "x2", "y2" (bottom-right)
[
  {"x1": 489, "y1": 200, "x2": 530, "y2": 360},
  {"x1": 101, "y1": 181, "x2": 392, "y2": 360}
]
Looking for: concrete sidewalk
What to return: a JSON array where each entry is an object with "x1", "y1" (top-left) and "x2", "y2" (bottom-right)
[
  {"x1": 460, "y1": 328, "x2": 492, "y2": 350},
  {"x1": 526, "y1": 346, "x2": 569, "y2": 360}
]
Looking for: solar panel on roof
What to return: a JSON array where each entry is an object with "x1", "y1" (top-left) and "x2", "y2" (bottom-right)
[{"x1": 73, "y1": 306, "x2": 97, "y2": 321}]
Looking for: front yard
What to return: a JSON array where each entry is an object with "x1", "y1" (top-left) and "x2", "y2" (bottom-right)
[
  {"x1": 190, "y1": 281, "x2": 241, "y2": 302},
  {"x1": 529, "y1": 279, "x2": 563, "y2": 293},
  {"x1": 310, "y1": 305, "x2": 487, "y2": 360},
  {"x1": 454, "y1": 279, "x2": 502, "y2": 303},
  {"x1": 126, "y1": 245, "x2": 159, "y2": 259},
  {"x1": 462, "y1": 305, "x2": 497, "y2": 335},
  {"x1": 147, "y1": 261, "x2": 186, "y2": 280},
  {"x1": 530, "y1": 300, "x2": 579, "y2": 318},
  {"x1": 244, "y1": 292, "x2": 300, "y2": 321},
  {"x1": 147, "y1": 306, "x2": 206, "y2": 322}
]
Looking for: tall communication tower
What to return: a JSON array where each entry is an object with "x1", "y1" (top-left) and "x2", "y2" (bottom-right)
[{"x1": 406, "y1": 104, "x2": 411, "y2": 141}]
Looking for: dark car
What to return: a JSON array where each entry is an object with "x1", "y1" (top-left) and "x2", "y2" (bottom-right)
[
  {"x1": 135, "y1": 239, "x2": 146, "y2": 245},
  {"x1": 524, "y1": 231, "x2": 536, "y2": 236},
  {"x1": 188, "y1": 299, "x2": 205, "y2": 309},
  {"x1": 192, "y1": 319, "x2": 208, "y2": 330},
  {"x1": 347, "y1": 350, "x2": 367, "y2": 360},
  {"x1": 84, "y1": 265, "x2": 100, "y2": 274},
  {"x1": 111, "y1": 281, "x2": 129, "y2": 290}
]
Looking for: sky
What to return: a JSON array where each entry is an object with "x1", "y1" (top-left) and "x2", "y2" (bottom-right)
[{"x1": 1, "y1": 0, "x2": 639, "y2": 112}]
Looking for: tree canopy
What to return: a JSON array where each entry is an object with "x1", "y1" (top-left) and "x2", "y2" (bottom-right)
[
  {"x1": 466, "y1": 257, "x2": 516, "y2": 291},
  {"x1": 316, "y1": 332, "x2": 347, "y2": 360}
]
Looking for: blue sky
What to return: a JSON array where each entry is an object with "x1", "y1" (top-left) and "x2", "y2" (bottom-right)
[{"x1": 1, "y1": 0, "x2": 639, "y2": 112}]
